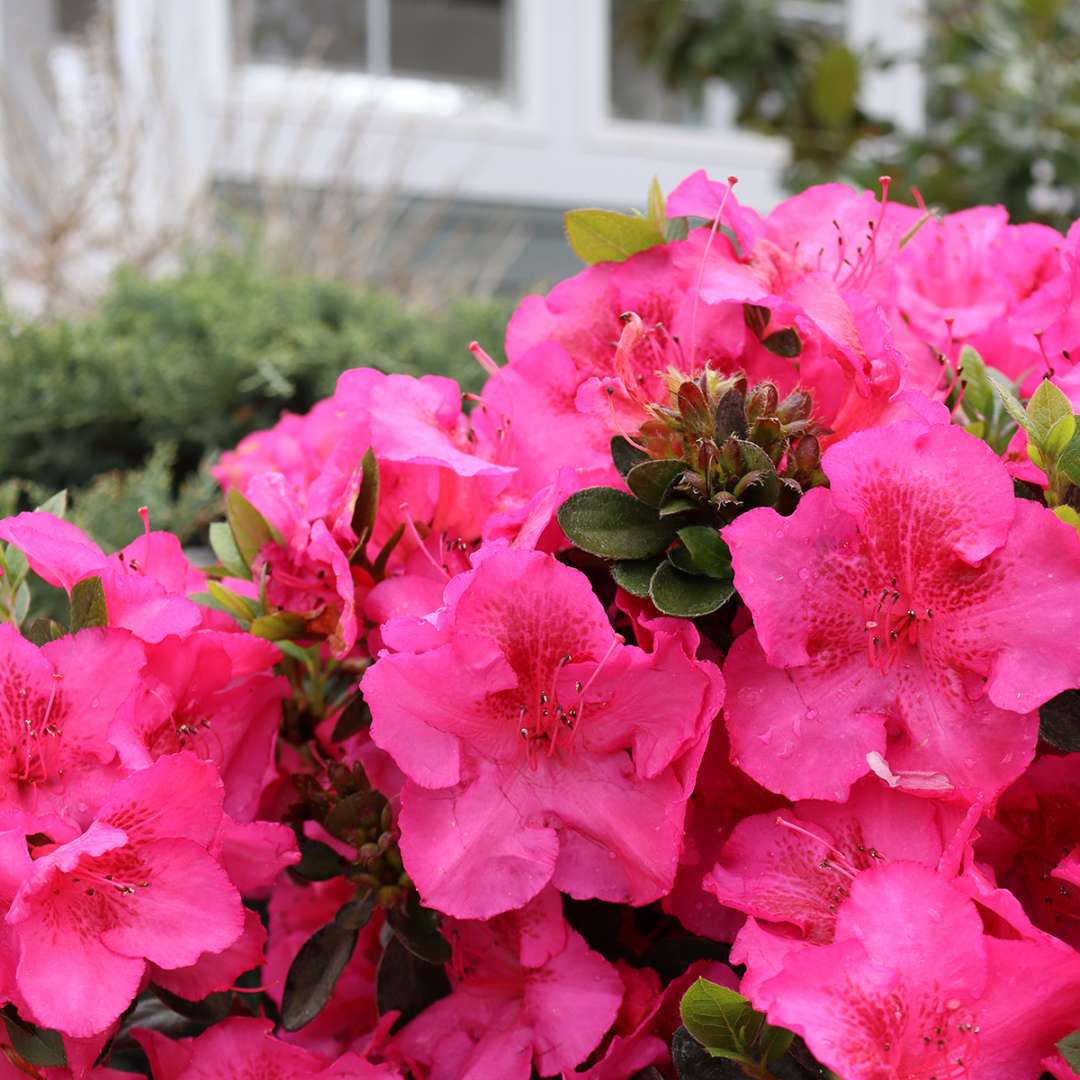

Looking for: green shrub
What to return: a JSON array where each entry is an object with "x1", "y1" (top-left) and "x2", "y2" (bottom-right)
[{"x1": 0, "y1": 253, "x2": 513, "y2": 548}]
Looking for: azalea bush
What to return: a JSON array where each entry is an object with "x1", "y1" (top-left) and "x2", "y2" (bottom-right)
[{"x1": 2, "y1": 172, "x2": 1080, "y2": 1080}]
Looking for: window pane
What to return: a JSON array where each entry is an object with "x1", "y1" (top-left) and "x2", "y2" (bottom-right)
[
  {"x1": 242, "y1": 0, "x2": 368, "y2": 71},
  {"x1": 389, "y1": 0, "x2": 507, "y2": 88}
]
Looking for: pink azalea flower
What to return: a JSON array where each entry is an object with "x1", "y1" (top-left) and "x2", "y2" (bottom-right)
[
  {"x1": 393, "y1": 886, "x2": 622, "y2": 1080},
  {"x1": 706, "y1": 777, "x2": 947, "y2": 946},
  {"x1": 575, "y1": 959, "x2": 738, "y2": 1080},
  {"x1": 0, "y1": 513, "x2": 201, "y2": 643},
  {"x1": 108, "y1": 630, "x2": 287, "y2": 821},
  {"x1": 362, "y1": 548, "x2": 723, "y2": 918},
  {"x1": 0, "y1": 623, "x2": 144, "y2": 828},
  {"x1": 750, "y1": 862, "x2": 1080, "y2": 1079},
  {"x1": 975, "y1": 753, "x2": 1080, "y2": 948},
  {"x1": 136, "y1": 1017, "x2": 400, "y2": 1080},
  {"x1": 5, "y1": 754, "x2": 245, "y2": 1036},
  {"x1": 722, "y1": 419, "x2": 1080, "y2": 803}
]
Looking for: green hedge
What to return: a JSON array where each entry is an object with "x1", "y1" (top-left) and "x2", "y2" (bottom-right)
[{"x1": 0, "y1": 254, "x2": 512, "y2": 549}]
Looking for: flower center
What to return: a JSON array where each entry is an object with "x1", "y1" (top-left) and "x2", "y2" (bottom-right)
[{"x1": 861, "y1": 581, "x2": 933, "y2": 673}]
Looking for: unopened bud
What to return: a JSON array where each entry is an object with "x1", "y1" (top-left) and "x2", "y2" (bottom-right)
[
  {"x1": 376, "y1": 885, "x2": 402, "y2": 908},
  {"x1": 794, "y1": 435, "x2": 821, "y2": 474},
  {"x1": 778, "y1": 388, "x2": 813, "y2": 424},
  {"x1": 746, "y1": 382, "x2": 778, "y2": 422},
  {"x1": 357, "y1": 842, "x2": 380, "y2": 863}
]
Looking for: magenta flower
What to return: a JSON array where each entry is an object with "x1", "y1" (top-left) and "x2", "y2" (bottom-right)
[
  {"x1": 362, "y1": 548, "x2": 723, "y2": 918},
  {"x1": 750, "y1": 862, "x2": 1080, "y2": 1079},
  {"x1": 722, "y1": 419, "x2": 1080, "y2": 802},
  {"x1": 5, "y1": 754, "x2": 245, "y2": 1036},
  {"x1": 393, "y1": 887, "x2": 622, "y2": 1079},
  {"x1": 0, "y1": 623, "x2": 144, "y2": 829},
  {"x1": 0, "y1": 513, "x2": 202, "y2": 644}
]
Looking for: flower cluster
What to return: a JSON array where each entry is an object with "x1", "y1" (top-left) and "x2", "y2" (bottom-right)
[{"x1": 3, "y1": 172, "x2": 1080, "y2": 1080}]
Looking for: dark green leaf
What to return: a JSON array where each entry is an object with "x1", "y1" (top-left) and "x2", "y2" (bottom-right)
[
  {"x1": 558, "y1": 488, "x2": 678, "y2": 559},
  {"x1": 676, "y1": 526, "x2": 732, "y2": 579},
  {"x1": 763, "y1": 328, "x2": 801, "y2": 358},
  {"x1": 671, "y1": 1027, "x2": 747, "y2": 1079},
  {"x1": 376, "y1": 934, "x2": 450, "y2": 1029},
  {"x1": 668, "y1": 546, "x2": 705, "y2": 576},
  {"x1": 250, "y1": 611, "x2": 309, "y2": 641},
  {"x1": 24, "y1": 618, "x2": 64, "y2": 646},
  {"x1": 611, "y1": 558, "x2": 663, "y2": 597},
  {"x1": 650, "y1": 562, "x2": 733, "y2": 617},
  {"x1": 282, "y1": 895, "x2": 375, "y2": 1030},
  {"x1": 351, "y1": 449, "x2": 379, "y2": 546},
  {"x1": 324, "y1": 791, "x2": 380, "y2": 839},
  {"x1": 2, "y1": 1006, "x2": 67, "y2": 1069},
  {"x1": 388, "y1": 892, "x2": 453, "y2": 964},
  {"x1": 70, "y1": 576, "x2": 107, "y2": 631},
  {"x1": 291, "y1": 834, "x2": 346, "y2": 881},
  {"x1": 1040, "y1": 690, "x2": 1080, "y2": 751},
  {"x1": 209, "y1": 521, "x2": 249, "y2": 580},
  {"x1": 152, "y1": 984, "x2": 234, "y2": 1025},
  {"x1": 679, "y1": 978, "x2": 759, "y2": 1057},
  {"x1": 658, "y1": 496, "x2": 700, "y2": 518},
  {"x1": 627, "y1": 459, "x2": 686, "y2": 508},
  {"x1": 759, "y1": 1022, "x2": 796, "y2": 1065},
  {"x1": 226, "y1": 488, "x2": 281, "y2": 569},
  {"x1": 332, "y1": 693, "x2": 372, "y2": 741},
  {"x1": 371, "y1": 523, "x2": 406, "y2": 579},
  {"x1": 611, "y1": 436, "x2": 649, "y2": 478},
  {"x1": 565, "y1": 208, "x2": 664, "y2": 264},
  {"x1": 1058, "y1": 1029, "x2": 1080, "y2": 1071}
]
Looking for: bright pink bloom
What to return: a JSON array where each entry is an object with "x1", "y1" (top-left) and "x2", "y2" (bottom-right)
[
  {"x1": 362, "y1": 548, "x2": 722, "y2": 918},
  {"x1": 5, "y1": 754, "x2": 244, "y2": 1036},
  {"x1": 394, "y1": 887, "x2": 622, "y2": 1080},
  {"x1": 750, "y1": 862, "x2": 1080, "y2": 1080},
  {"x1": 0, "y1": 513, "x2": 201, "y2": 643},
  {"x1": 0, "y1": 623, "x2": 144, "y2": 828},
  {"x1": 109, "y1": 630, "x2": 287, "y2": 820},
  {"x1": 722, "y1": 420, "x2": 1080, "y2": 802},
  {"x1": 706, "y1": 777, "x2": 946, "y2": 945},
  {"x1": 975, "y1": 753, "x2": 1080, "y2": 948},
  {"x1": 136, "y1": 1017, "x2": 400, "y2": 1080}
]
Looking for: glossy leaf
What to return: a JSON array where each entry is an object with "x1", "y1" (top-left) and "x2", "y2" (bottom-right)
[
  {"x1": 679, "y1": 978, "x2": 759, "y2": 1058},
  {"x1": 376, "y1": 935, "x2": 450, "y2": 1030},
  {"x1": 209, "y1": 521, "x2": 249, "y2": 580},
  {"x1": 650, "y1": 561, "x2": 733, "y2": 617},
  {"x1": 1, "y1": 1007, "x2": 67, "y2": 1069},
  {"x1": 611, "y1": 436, "x2": 650, "y2": 478},
  {"x1": 70, "y1": 576, "x2": 107, "y2": 632},
  {"x1": 250, "y1": 611, "x2": 309, "y2": 641},
  {"x1": 226, "y1": 488, "x2": 281, "y2": 569},
  {"x1": 676, "y1": 526, "x2": 732, "y2": 579},
  {"x1": 351, "y1": 449, "x2": 379, "y2": 547},
  {"x1": 388, "y1": 892, "x2": 452, "y2": 965}
]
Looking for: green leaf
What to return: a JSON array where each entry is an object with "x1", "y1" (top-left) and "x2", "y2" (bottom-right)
[
  {"x1": 809, "y1": 42, "x2": 859, "y2": 129},
  {"x1": 650, "y1": 561, "x2": 733, "y2": 617},
  {"x1": 646, "y1": 176, "x2": 665, "y2": 230},
  {"x1": 679, "y1": 978, "x2": 760, "y2": 1057},
  {"x1": 209, "y1": 521, "x2": 249, "y2": 580},
  {"x1": 988, "y1": 372, "x2": 1030, "y2": 432},
  {"x1": 762, "y1": 328, "x2": 801, "y2": 357},
  {"x1": 152, "y1": 984, "x2": 233, "y2": 1025},
  {"x1": 282, "y1": 895, "x2": 376, "y2": 1031},
  {"x1": 611, "y1": 558, "x2": 662, "y2": 597},
  {"x1": 250, "y1": 611, "x2": 309, "y2": 641},
  {"x1": 2, "y1": 544, "x2": 28, "y2": 590},
  {"x1": 371, "y1": 523, "x2": 405, "y2": 579},
  {"x1": 332, "y1": 693, "x2": 372, "y2": 741},
  {"x1": 207, "y1": 580, "x2": 257, "y2": 621},
  {"x1": 376, "y1": 934, "x2": 450, "y2": 1030},
  {"x1": 957, "y1": 345, "x2": 995, "y2": 417},
  {"x1": 665, "y1": 216, "x2": 690, "y2": 243},
  {"x1": 2, "y1": 1006, "x2": 68, "y2": 1069},
  {"x1": 668, "y1": 545, "x2": 705, "y2": 576},
  {"x1": 1058, "y1": 1029, "x2": 1080, "y2": 1071},
  {"x1": 1027, "y1": 379, "x2": 1075, "y2": 454},
  {"x1": 24, "y1": 618, "x2": 64, "y2": 646},
  {"x1": 1040, "y1": 689, "x2": 1080, "y2": 751},
  {"x1": 1057, "y1": 431, "x2": 1080, "y2": 486},
  {"x1": 351, "y1": 449, "x2": 379, "y2": 547},
  {"x1": 565, "y1": 208, "x2": 664, "y2": 265},
  {"x1": 226, "y1": 488, "x2": 281, "y2": 569},
  {"x1": 1053, "y1": 505, "x2": 1080, "y2": 534},
  {"x1": 611, "y1": 436, "x2": 649, "y2": 478},
  {"x1": 70, "y1": 576, "x2": 107, "y2": 632},
  {"x1": 676, "y1": 526, "x2": 732, "y2": 579},
  {"x1": 758, "y1": 1022, "x2": 796, "y2": 1065},
  {"x1": 557, "y1": 488, "x2": 678, "y2": 559},
  {"x1": 34, "y1": 490, "x2": 68, "y2": 518},
  {"x1": 626, "y1": 459, "x2": 686, "y2": 508},
  {"x1": 388, "y1": 891, "x2": 453, "y2": 965}
]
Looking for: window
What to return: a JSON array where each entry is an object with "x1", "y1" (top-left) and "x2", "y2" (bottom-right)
[{"x1": 237, "y1": 0, "x2": 511, "y2": 94}]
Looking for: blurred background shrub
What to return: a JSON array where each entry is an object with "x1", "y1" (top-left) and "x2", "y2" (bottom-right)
[
  {"x1": 618, "y1": 0, "x2": 1080, "y2": 229},
  {"x1": 0, "y1": 251, "x2": 510, "y2": 548}
]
